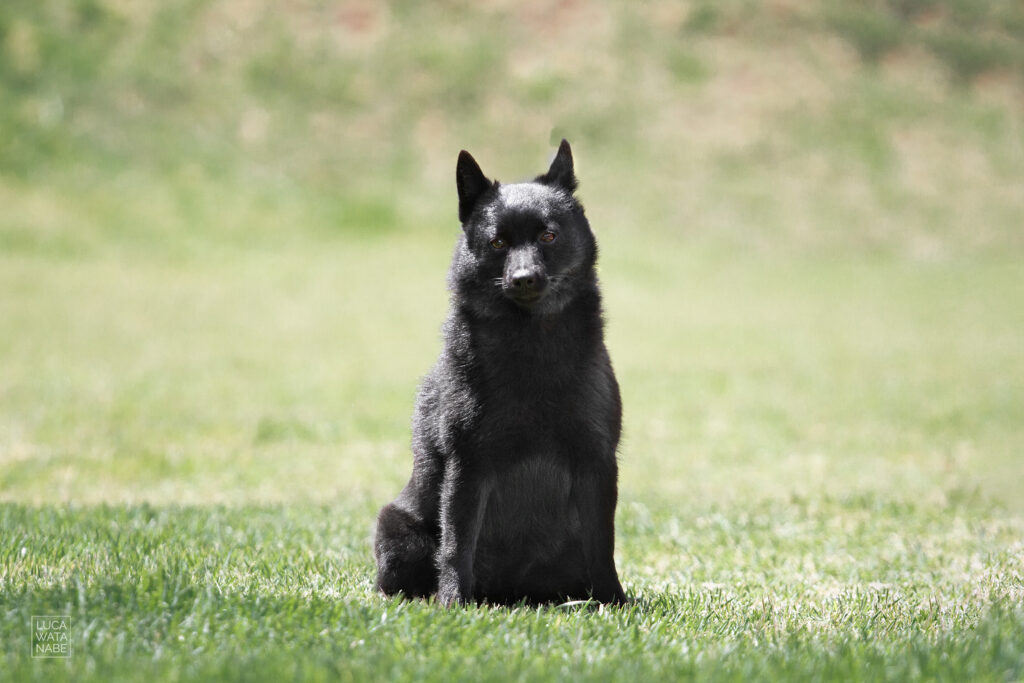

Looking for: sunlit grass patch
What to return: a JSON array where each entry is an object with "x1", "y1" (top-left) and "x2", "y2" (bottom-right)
[{"x1": 2, "y1": 498, "x2": 1022, "y2": 681}]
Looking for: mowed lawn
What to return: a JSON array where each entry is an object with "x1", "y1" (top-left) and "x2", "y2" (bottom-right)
[
  {"x1": 3, "y1": 0, "x2": 1024, "y2": 678},
  {"x1": 2, "y1": 223, "x2": 1023, "y2": 680}
]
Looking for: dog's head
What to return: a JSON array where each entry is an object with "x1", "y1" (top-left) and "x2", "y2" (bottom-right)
[{"x1": 450, "y1": 140, "x2": 598, "y2": 316}]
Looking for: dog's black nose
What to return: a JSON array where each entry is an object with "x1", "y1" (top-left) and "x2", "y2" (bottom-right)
[
  {"x1": 511, "y1": 271, "x2": 535, "y2": 289},
  {"x1": 510, "y1": 269, "x2": 545, "y2": 292}
]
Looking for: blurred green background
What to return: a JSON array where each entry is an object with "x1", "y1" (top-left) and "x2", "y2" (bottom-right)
[{"x1": 1, "y1": 0, "x2": 1023, "y2": 509}]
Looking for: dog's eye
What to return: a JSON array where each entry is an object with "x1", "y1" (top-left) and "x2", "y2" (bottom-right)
[
  {"x1": 539, "y1": 231, "x2": 556, "y2": 243},
  {"x1": 490, "y1": 238, "x2": 506, "y2": 250}
]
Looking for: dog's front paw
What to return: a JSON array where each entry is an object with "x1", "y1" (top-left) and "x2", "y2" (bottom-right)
[
  {"x1": 436, "y1": 570, "x2": 470, "y2": 608},
  {"x1": 607, "y1": 587, "x2": 628, "y2": 606},
  {"x1": 436, "y1": 586, "x2": 460, "y2": 608},
  {"x1": 591, "y1": 579, "x2": 628, "y2": 606},
  {"x1": 436, "y1": 581, "x2": 468, "y2": 608}
]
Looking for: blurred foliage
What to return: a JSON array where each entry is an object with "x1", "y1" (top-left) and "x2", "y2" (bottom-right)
[
  {"x1": 824, "y1": 0, "x2": 1024, "y2": 80},
  {"x1": 0, "y1": 0, "x2": 1022, "y2": 256},
  {"x1": 825, "y1": 5, "x2": 906, "y2": 64}
]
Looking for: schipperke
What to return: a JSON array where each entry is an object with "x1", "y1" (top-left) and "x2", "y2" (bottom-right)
[{"x1": 373, "y1": 140, "x2": 626, "y2": 606}]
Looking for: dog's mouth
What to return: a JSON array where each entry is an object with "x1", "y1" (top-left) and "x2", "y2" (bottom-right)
[{"x1": 504, "y1": 289, "x2": 544, "y2": 307}]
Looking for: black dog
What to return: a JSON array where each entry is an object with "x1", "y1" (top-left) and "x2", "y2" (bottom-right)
[{"x1": 374, "y1": 140, "x2": 626, "y2": 606}]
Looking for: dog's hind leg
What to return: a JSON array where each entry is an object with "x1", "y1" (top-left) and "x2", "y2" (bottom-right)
[{"x1": 374, "y1": 503, "x2": 438, "y2": 598}]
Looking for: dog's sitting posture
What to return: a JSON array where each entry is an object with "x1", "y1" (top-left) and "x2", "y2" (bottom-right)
[{"x1": 374, "y1": 140, "x2": 626, "y2": 606}]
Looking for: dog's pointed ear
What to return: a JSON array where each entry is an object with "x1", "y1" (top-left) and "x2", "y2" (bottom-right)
[
  {"x1": 536, "y1": 139, "x2": 577, "y2": 193},
  {"x1": 456, "y1": 150, "x2": 491, "y2": 223}
]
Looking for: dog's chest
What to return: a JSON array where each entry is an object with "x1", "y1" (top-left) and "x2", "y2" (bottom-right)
[
  {"x1": 477, "y1": 348, "x2": 595, "y2": 430},
  {"x1": 471, "y1": 446, "x2": 586, "y2": 598},
  {"x1": 480, "y1": 455, "x2": 577, "y2": 542}
]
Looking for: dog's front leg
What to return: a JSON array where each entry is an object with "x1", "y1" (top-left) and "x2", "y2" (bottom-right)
[
  {"x1": 436, "y1": 458, "x2": 490, "y2": 607},
  {"x1": 573, "y1": 463, "x2": 627, "y2": 605}
]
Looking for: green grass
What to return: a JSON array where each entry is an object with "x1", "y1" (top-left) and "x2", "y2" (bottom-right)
[
  {"x1": 3, "y1": 499, "x2": 1023, "y2": 682},
  {"x1": 3, "y1": 0, "x2": 1024, "y2": 680},
  {"x1": 2, "y1": 235, "x2": 1022, "y2": 681}
]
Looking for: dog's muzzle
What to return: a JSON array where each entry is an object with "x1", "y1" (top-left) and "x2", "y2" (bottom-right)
[{"x1": 504, "y1": 267, "x2": 547, "y2": 304}]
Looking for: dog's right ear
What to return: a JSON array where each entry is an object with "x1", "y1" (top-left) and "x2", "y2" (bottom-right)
[
  {"x1": 456, "y1": 150, "x2": 491, "y2": 224},
  {"x1": 536, "y1": 139, "x2": 578, "y2": 193}
]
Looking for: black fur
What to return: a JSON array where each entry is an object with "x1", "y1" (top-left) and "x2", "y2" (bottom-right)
[{"x1": 374, "y1": 140, "x2": 626, "y2": 606}]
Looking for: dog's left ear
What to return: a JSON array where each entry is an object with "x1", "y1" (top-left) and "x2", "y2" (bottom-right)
[
  {"x1": 457, "y1": 150, "x2": 492, "y2": 224},
  {"x1": 536, "y1": 139, "x2": 578, "y2": 193}
]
